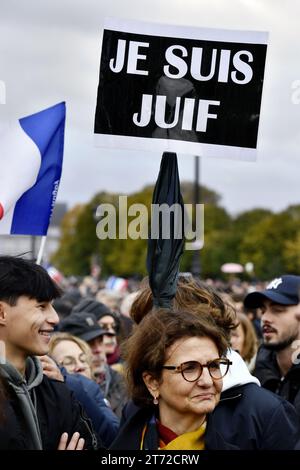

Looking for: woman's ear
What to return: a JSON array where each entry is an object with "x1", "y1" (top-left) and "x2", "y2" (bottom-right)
[{"x1": 142, "y1": 371, "x2": 160, "y2": 397}]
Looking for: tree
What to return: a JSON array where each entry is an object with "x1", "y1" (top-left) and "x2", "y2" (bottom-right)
[
  {"x1": 239, "y1": 211, "x2": 300, "y2": 279},
  {"x1": 52, "y1": 186, "x2": 300, "y2": 280},
  {"x1": 51, "y1": 205, "x2": 87, "y2": 275},
  {"x1": 52, "y1": 183, "x2": 223, "y2": 277},
  {"x1": 283, "y1": 232, "x2": 300, "y2": 272},
  {"x1": 281, "y1": 205, "x2": 300, "y2": 272}
]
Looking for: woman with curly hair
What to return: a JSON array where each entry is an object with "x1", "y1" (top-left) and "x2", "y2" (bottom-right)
[
  {"x1": 111, "y1": 276, "x2": 300, "y2": 450},
  {"x1": 112, "y1": 308, "x2": 233, "y2": 450}
]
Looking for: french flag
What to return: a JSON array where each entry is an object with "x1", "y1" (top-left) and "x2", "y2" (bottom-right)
[{"x1": 0, "y1": 102, "x2": 65, "y2": 235}]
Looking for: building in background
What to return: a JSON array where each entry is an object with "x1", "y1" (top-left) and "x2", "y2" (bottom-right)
[{"x1": 0, "y1": 202, "x2": 67, "y2": 261}]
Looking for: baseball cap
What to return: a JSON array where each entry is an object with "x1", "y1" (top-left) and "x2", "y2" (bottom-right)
[
  {"x1": 72, "y1": 297, "x2": 120, "y2": 332},
  {"x1": 72, "y1": 297, "x2": 112, "y2": 317},
  {"x1": 58, "y1": 312, "x2": 114, "y2": 342},
  {"x1": 244, "y1": 275, "x2": 300, "y2": 309}
]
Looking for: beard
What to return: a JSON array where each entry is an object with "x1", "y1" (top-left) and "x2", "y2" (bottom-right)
[{"x1": 264, "y1": 332, "x2": 298, "y2": 351}]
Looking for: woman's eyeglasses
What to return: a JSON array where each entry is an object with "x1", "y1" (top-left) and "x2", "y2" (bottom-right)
[
  {"x1": 99, "y1": 322, "x2": 117, "y2": 331},
  {"x1": 162, "y1": 358, "x2": 232, "y2": 382}
]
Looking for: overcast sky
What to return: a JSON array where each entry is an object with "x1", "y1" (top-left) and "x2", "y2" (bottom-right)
[{"x1": 1, "y1": 0, "x2": 300, "y2": 215}]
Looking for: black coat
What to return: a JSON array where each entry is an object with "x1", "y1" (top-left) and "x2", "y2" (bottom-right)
[
  {"x1": 208, "y1": 383, "x2": 300, "y2": 449},
  {"x1": 112, "y1": 383, "x2": 300, "y2": 450},
  {"x1": 254, "y1": 346, "x2": 300, "y2": 418},
  {"x1": 99, "y1": 367, "x2": 127, "y2": 419},
  {"x1": 0, "y1": 375, "x2": 99, "y2": 450},
  {"x1": 110, "y1": 407, "x2": 239, "y2": 450}
]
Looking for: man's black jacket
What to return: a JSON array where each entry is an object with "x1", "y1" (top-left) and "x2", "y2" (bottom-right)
[
  {"x1": 0, "y1": 374, "x2": 99, "y2": 450},
  {"x1": 254, "y1": 346, "x2": 300, "y2": 418}
]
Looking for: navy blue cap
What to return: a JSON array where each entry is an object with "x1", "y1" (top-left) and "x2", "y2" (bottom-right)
[
  {"x1": 58, "y1": 312, "x2": 115, "y2": 343},
  {"x1": 72, "y1": 298, "x2": 120, "y2": 332},
  {"x1": 244, "y1": 275, "x2": 300, "y2": 309},
  {"x1": 72, "y1": 298, "x2": 112, "y2": 318}
]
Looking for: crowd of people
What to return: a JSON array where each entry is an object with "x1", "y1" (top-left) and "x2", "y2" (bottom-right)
[{"x1": 0, "y1": 255, "x2": 300, "y2": 450}]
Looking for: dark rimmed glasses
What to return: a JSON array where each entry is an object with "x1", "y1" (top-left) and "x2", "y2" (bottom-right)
[
  {"x1": 162, "y1": 358, "x2": 232, "y2": 382},
  {"x1": 99, "y1": 321, "x2": 117, "y2": 332}
]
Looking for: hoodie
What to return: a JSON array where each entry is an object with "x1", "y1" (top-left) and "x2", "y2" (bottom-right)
[
  {"x1": 1, "y1": 356, "x2": 43, "y2": 449},
  {"x1": 222, "y1": 348, "x2": 260, "y2": 392}
]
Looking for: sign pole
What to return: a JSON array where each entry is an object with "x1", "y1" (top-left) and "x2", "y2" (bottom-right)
[{"x1": 191, "y1": 155, "x2": 201, "y2": 278}]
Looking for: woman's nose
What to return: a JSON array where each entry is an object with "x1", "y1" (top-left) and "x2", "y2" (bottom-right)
[
  {"x1": 196, "y1": 367, "x2": 213, "y2": 385},
  {"x1": 74, "y1": 364, "x2": 86, "y2": 373}
]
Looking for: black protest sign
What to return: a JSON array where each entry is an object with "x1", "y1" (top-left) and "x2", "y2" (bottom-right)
[{"x1": 94, "y1": 19, "x2": 268, "y2": 160}]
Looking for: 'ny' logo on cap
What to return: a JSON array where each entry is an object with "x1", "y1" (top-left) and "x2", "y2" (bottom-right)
[{"x1": 267, "y1": 278, "x2": 283, "y2": 290}]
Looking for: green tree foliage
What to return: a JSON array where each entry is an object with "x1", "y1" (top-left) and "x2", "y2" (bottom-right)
[
  {"x1": 52, "y1": 205, "x2": 87, "y2": 275},
  {"x1": 180, "y1": 204, "x2": 232, "y2": 277},
  {"x1": 233, "y1": 208, "x2": 273, "y2": 236},
  {"x1": 239, "y1": 209, "x2": 300, "y2": 280},
  {"x1": 282, "y1": 205, "x2": 300, "y2": 272},
  {"x1": 52, "y1": 187, "x2": 300, "y2": 280},
  {"x1": 283, "y1": 232, "x2": 300, "y2": 272},
  {"x1": 227, "y1": 208, "x2": 273, "y2": 267},
  {"x1": 180, "y1": 182, "x2": 221, "y2": 206}
]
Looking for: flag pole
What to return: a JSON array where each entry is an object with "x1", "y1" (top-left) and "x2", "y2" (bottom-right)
[
  {"x1": 36, "y1": 236, "x2": 47, "y2": 265},
  {"x1": 191, "y1": 155, "x2": 201, "y2": 278}
]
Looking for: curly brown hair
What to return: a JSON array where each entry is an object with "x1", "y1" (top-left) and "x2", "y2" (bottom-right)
[
  {"x1": 131, "y1": 276, "x2": 237, "y2": 342},
  {"x1": 123, "y1": 307, "x2": 229, "y2": 407}
]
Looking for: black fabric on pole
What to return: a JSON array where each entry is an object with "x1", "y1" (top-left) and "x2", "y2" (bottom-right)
[{"x1": 147, "y1": 152, "x2": 185, "y2": 308}]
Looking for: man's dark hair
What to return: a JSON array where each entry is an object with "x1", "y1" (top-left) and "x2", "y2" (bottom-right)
[{"x1": 0, "y1": 256, "x2": 61, "y2": 305}]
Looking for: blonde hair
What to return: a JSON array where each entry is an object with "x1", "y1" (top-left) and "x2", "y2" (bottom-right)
[
  {"x1": 235, "y1": 312, "x2": 258, "y2": 363},
  {"x1": 49, "y1": 332, "x2": 93, "y2": 369}
]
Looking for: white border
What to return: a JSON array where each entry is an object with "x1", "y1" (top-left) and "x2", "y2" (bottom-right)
[
  {"x1": 94, "y1": 134, "x2": 256, "y2": 162},
  {"x1": 104, "y1": 17, "x2": 268, "y2": 45}
]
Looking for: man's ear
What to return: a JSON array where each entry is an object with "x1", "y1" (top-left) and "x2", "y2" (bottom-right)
[
  {"x1": 0, "y1": 301, "x2": 8, "y2": 326},
  {"x1": 142, "y1": 371, "x2": 160, "y2": 397}
]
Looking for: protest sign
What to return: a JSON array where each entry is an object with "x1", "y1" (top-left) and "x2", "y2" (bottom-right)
[{"x1": 95, "y1": 18, "x2": 268, "y2": 160}]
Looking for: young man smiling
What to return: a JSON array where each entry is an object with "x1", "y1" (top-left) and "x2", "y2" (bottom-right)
[
  {"x1": 244, "y1": 275, "x2": 300, "y2": 417},
  {"x1": 0, "y1": 256, "x2": 98, "y2": 450}
]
